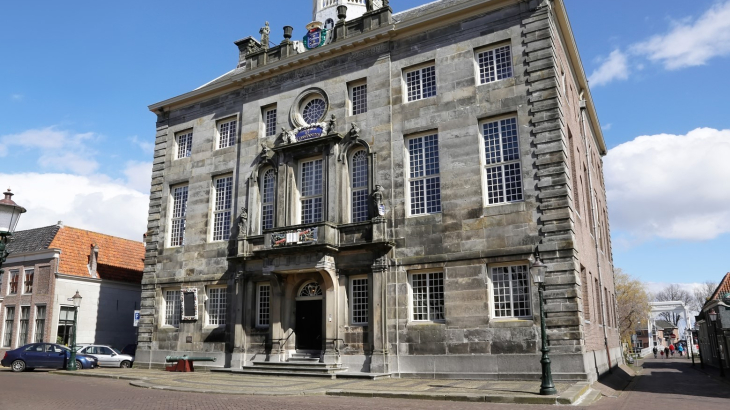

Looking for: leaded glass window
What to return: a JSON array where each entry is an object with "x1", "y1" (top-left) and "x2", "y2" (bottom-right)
[
  {"x1": 302, "y1": 98, "x2": 326, "y2": 124},
  {"x1": 351, "y1": 277, "x2": 368, "y2": 325},
  {"x1": 492, "y1": 265, "x2": 531, "y2": 318},
  {"x1": 299, "y1": 282, "x2": 323, "y2": 297},
  {"x1": 411, "y1": 272, "x2": 444, "y2": 322},
  {"x1": 207, "y1": 287, "x2": 226, "y2": 326},
  {"x1": 164, "y1": 290, "x2": 181, "y2": 327},
  {"x1": 483, "y1": 117, "x2": 523, "y2": 204},
  {"x1": 300, "y1": 159, "x2": 323, "y2": 224},
  {"x1": 257, "y1": 284, "x2": 270, "y2": 327},
  {"x1": 218, "y1": 119, "x2": 237, "y2": 149},
  {"x1": 176, "y1": 131, "x2": 193, "y2": 159},
  {"x1": 408, "y1": 134, "x2": 441, "y2": 215},
  {"x1": 212, "y1": 176, "x2": 233, "y2": 241},
  {"x1": 478, "y1": 45, "x2": 513, "y2": 84},
  {"x1": 261, "y1": 169, "x2": 276, "y2": 231},
  {"x1": 405, "y1": 65, "x2": 436, "y2": 102},
  {"x1": 350, "y1": 83, "x2": 367, "y2": 115},
  {"x1": 351, "y1": 150, "x2": 369, "y2": 222},
  {"x1": 170, "y1": 185, "x2": 188, "y2": 247}
]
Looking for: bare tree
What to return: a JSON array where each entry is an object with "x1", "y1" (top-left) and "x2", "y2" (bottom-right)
[
  {"x1": 654, "y1": 284, "x2": 693, "y2": 325},
  {"x1": 615, "y1": 268, "x2": 650, "y2": 344},
  {"x1": 691, "y1": 281, "x2": 719, "y2": 312}
]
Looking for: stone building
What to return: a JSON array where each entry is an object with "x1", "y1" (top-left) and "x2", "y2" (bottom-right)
[
  {"x1": 696, "y1": 272, "x2": 730, "y2": 371},
  {"x1": 139, "y1": 0, "x2": 620, "y2": 381}
]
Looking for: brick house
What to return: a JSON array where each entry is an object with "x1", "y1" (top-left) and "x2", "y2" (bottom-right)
[
  {"x1": 0, "y1": 222, "x2": 144, "y2": 353},
  {"x1": 697, "y1": 272, "x2": 730, "y2": 370},
  {"x1": 139, "y1": 0, "x2": 619, "y2": 381}
]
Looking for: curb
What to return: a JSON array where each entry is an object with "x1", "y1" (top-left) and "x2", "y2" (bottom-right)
[
  {"x1": 49, "y1": 371, "x2": 147, "y2": 381},
  {"x1": 129, "y1": 381, "x2": 326, "y2": 396}
]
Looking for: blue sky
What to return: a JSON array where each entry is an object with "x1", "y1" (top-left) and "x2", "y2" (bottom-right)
[{"x1": 1, "y1": 0, "x2": 729, "y2": 289}]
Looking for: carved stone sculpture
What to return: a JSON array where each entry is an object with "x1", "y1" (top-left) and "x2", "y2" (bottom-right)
[
  {"x1": 327, "y1": 114, "x2": 337, "y2": 135},
  {"x1": 280, "y1": 127, "x2": 297, "y2": 144},
  {"x1": 372, "y1": 184, "x2": 385, "y2": 217},
  {"x1": 348, "y1": 122, "x2": 360, "y2": 139},
  {"x1": 238, "y1": 208, "x2": 249, "y2": 237},
  {"x1": 260, "y1": 21, "x2": 270, "y2": 49}
]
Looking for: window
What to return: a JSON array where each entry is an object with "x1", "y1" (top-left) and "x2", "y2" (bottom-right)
[
  {"x1": 176, "y1": 131, "x2": 193, "y2": 159},
  {"x1": 257, "y1": 283, "x2": 270, "y2": 327},
  {"x1": 350, "y1": 277, "x2": 369, "y2": 325},
  {"x1": 477, "y1": 45, "x2": 513, "y2": 84},
  {"x1": 9, "y1": 270, "x2": 18, "y2": 294},
  {"x1": 483, "y1": 117, "x2": 523, "y2": 204},
  {"x1": 212, "y1": 175, "x2": 233, "y2": 242},
  {"x1": 594, "y1": 278, "x2": 602, "y2": 325},
  {"x1": 164, "y1": 290, "x2": 181, "y2": 327},
  {"x1": 34, "y1": 306, "x2": 46, "y2": 343},
  {"x1": 410, "y1": 272, "x2": 444, "y2": 322},
  {"x1": 170, "y1": 185, "x2": 189, "y2": 247},
  {"x1": 3, "y1": 306, "x2": 14, "y2": 347},
  {"x1": 405, "y1": 64, "x2": 436, "y2": 102},
  {"x1": 18, "y1": 306, "x2": 29, "y2": 346},
  {"x1": 300, "y1": 159, "x2": 323, "y2": 224},
  {"x1": 23, "y1": 269, "x2": 33, "y2": 294},
  {"x1": 351, "y1": 150, "x2": 369, "y2": 222},
  {"x1": 261, "y1": 169, "x2": 276, "y2": 231},
  {"x1": 217, "y1": 118, "x2": 237, "y2": 149},
  {"x1": 302, "y1": 98, "x2": 326, "y2": 124},
  {"x1": 491, "y1": 264, "x2": 531, "y2": 318},
  {"x1": 207, "y1": 287, "x2": 226, "y2": 326},
  {"x1": 57, "y1": 307, "x2": 75, "y2": 346},
  {"x1": 350, "y1": 82, "x2": 367, "y2": 115},
  {"x1": 407, "y1": 134, "x2": 441, "y2": 215},
  {"x1": 580, "y1": 266, "x2": 590, "y2": 321},
  {"x1": 264, "y1": 107, "x2": 277, "y2": 137}
]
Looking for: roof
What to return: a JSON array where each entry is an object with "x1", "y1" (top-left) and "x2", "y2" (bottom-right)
[
  {"x1": 6, "y1": 224, "x2": 60, "y2": 253},
  {"x1": 49, "y1": 226, "x2": 144, "y2": 284},
  {"x1": 709, "y1": 272, "x2": 730, "y2": 301},
  {"x1": 655, "y1": 320, "x2": 676, "y2": 330}
]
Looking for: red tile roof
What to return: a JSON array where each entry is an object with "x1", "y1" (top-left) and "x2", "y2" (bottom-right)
[
  {"x1": 49, "y1": 226, "x2": 144, "y2": 284},
  {"x1": 710, "y1": 272, "x2": 730, "y2": 301}
]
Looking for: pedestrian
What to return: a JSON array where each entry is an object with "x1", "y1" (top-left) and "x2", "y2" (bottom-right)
[
  {"x1": 664, "y1": 347, "x2": 670, "y2": 358},
  {"x1": 669, "y1": 343, "x2": 675, "y2": 356},
  {"x1": 653, "y1": 346, "x2": 658, "y2": 358},
  {"x1": 678, "y1": 344, "x2": 684, "y2": 357},
  {"x1": 660, "y1": 350, "x2": 664, "y2": 358}
]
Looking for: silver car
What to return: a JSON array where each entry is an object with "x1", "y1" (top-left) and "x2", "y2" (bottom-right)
[{"x1": 77, "y1": 345, "x2": 134, "y2": 368}]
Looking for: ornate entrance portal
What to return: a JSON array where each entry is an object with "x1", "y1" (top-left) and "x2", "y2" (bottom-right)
[{"x1": 295, "y1": 281, "x2": 324, "y2": 351}]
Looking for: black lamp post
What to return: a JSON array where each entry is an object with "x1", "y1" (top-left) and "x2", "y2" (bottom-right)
[
  {"x1": 531, "y1": 252, "x2": 557, "y2": 395},
  {"x1": 709, "y1": 309, "x2": 725, "y2": 377},
  {"x1": 66, "y1": 291, "x2": 83, "y2": 371},
  {"x1": 0, "y1": 189, "x2": 27, "y2": 272}
]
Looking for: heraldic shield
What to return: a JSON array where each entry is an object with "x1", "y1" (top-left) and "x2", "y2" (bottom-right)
[{"x1": 303, "y1": 21, "x2": 329, "y2": 50}]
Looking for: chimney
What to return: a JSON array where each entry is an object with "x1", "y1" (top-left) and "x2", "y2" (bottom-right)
[{"x1": 88, "y1": 244, "x2": 99, "y2": 278}]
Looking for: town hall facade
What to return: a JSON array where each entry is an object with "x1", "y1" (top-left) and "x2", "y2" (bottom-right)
[{"x1": 138, "y1": 0, "x2": 620, "y2": 381}]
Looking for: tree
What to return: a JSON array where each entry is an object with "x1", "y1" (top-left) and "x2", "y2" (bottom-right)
[
  {"x1": 653, "y1": 284, "x2": 693, "y2": 325},
  {"x1": 615, "y1": 268, "x2": 650, "y2": 344},
  {"x1": 691, "y1": 281, "x2": 719, "y2": 312}
]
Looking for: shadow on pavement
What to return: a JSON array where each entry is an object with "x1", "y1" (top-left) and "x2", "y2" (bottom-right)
[{"x1": 629, "y1": 358, "x2": 730, "y2": 399}]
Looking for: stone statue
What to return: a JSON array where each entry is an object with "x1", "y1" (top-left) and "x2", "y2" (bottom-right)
[
  {"x1": 327, "y1": 114, "x2": 337, "y2": 135},
  {"x1": 238, "y1": 208, "x2": 249, "y2": 236},
  {"x1": 280, "y1": 127, "x2": 297, "y2": 144},
  {"x1": 367, "y1": 0, "x2": 384, "y2": 11},
  {"x1": 260, "y1": 21, "x2": 270, "y2": 49},
  {"x1": 260, "y1": 142, "x2": 271, "y2": 157},
  {"x1": 372, "y1": 185, "x2": 385, "y2": 217},
  {"x1": 366, "y1": 0, "x2": 375, "y2": 12},
  {"x1": 348, "y1": 122, "x2": 360, "y2": 139}
]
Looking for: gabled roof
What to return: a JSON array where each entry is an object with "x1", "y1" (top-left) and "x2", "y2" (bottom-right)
[
  {"x1": 5, "y1": 224, "x2": 60, "y2": 253},
  {"x1": 709, "y1": 272, "x2": 730, "y2": 301}
]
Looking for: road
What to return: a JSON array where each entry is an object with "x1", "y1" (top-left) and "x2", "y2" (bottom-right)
[{"x1": 0, "y1": 357, "x2": 728, "y2": 409}]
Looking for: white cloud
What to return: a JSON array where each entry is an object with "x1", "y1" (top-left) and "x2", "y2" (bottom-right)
[
  {"x1": 10, "y1": 94, "x2": 23, "y2": 101},
  {"x1": 2, "y1": 172, "x2": 149, "y2": 241},
  {"x1": 605, "y1": 127, "x2": 730, "y2": 241},
  {"x1": 0, "y1": 127, "x2": 99, "y2": 174},
  {"x1": 130, "y1": 135, "x2": 155, "y2": 154},
  {"x1": 122, "y1": 161, "x2": 153, "y2": 193},
  {"x1": 631, "y1": 1, "x2": 730, "y2": 70},
  {"x1": 588, "y1": 50, "x2": 629, "y2": 87},
  {"x1": 602, "y1": 123, "x2": 613, "y2": 131}
]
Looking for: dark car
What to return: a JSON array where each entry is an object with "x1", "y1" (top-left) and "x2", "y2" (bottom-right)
[{"x1": 1, "y1": 343, "x2": 98, "y2": 372}]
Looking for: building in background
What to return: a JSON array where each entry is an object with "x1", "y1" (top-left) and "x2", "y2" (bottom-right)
[
  {"x1": 0, "y1": 222, "x2": 144, "y2": 352},
  {"x1": 139, "y1": 0, "x2": 619, "y2": 381},
  {"x1": 697, "y1": 272, "x2": 730, "y2": 370}
]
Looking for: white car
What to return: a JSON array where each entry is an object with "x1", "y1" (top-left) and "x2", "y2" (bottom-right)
[{"x1": 77, "y1": 345, "x2": 134, "y2": 368}]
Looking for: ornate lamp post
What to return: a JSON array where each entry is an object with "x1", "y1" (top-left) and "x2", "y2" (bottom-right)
[
  {"x1": 531, "y1": 252, "x2": 557, "y2": 395},
  {"x1": 708, "y1": 309, "x2": 725, "y2": 377},
  {"x1": 0, "y1": 189, "x2": 27, "y2": 272},
  {"x1": 66, "y1": 291, "x2": 83, "y2": 371}
]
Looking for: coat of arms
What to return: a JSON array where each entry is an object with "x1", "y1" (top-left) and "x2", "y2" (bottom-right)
[{"x1": 303, "y1": 21, "x2": 329, "y2": 50}]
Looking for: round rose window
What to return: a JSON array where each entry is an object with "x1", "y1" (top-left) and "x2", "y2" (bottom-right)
[{"x1": 302, "y1": 98, "x2": 326, "y2": 124}]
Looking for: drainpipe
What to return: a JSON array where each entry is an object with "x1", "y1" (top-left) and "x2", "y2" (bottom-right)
[{"x1": 579, "y1": 92, "x2": 612, "y2": 373}]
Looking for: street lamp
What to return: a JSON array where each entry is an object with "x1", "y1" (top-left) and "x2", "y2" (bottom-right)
[
  {"x1": 531, "y1": 252, "x2": 557, "y2": 396},
  {"x1": 66, "y1": 291, "x2": 83, "y2": 371},
  {"x1": 708, "y1": 309, "x2": 725, "y2": 377},
  {"x1": 0, "y1": 188, "x2": 27, "y2": 272}
]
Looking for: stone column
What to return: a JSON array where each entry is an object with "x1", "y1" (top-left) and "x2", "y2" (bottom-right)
[
  {"x1": 317, "y1": 255, "x2": 340, "y2": 364},
  {"x1": 241, "y1": 277, "x2": 254, "y2": 366},
  {"x1": 269, "y1": 274, "x2": 286, "y2": 362},
  {"x1": 370, "y1": 254, "x2": 389, "y2": 373}
]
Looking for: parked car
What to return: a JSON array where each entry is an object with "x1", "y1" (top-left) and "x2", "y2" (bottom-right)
[
  {"x1": 1, "y1": 343, "x2": 98, "y2": 372},
  {"x1": 120, "y1": 343, "x2": 137, "y2": 360},
  {"x1": 76, "y1": 345, "x2": 134, "y2": 368}
]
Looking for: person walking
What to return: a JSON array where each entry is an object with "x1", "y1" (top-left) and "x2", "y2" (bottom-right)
[
  {"x1": 678, "y1": 344, "x2": 684, "y2": 357},
  {"x1": 664, "y1": 346, "x2": 670, "y2": 358},
  {"x1": 669, "y1": 343, "x2": 675, "y2": 357},
  {"x1": 653, "y1": 346, "x2": 658, "y2": 358}
]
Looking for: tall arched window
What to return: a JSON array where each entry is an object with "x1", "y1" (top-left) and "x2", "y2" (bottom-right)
[
  {"x1": 261, "y1": 169, "x2": 276, "y2": 230},
  {"x1": 351, "y1": 150, "x2": 369, "y2": 222}
]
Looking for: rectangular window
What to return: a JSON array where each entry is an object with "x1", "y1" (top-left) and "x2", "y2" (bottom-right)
[
  {"x1": 483, "y1": 117, "x2": 523, "y2": 204},
  {"x1": 212, "y1": 175, "x2": 233, "y2": 242},
  {"x1": 580, "y1": 266, "x2": 590, "y2": 321},
  {"x1": 57, "y1": 307, "x2": 75, "y2": 346},
  {"x1": 170, "y1": 185, "x2": 189, "y2": 247},
  {"x1": 477, "y1": 45, "x2": 513, "y2": 84},
  {"x1": 491, "y1": 264, "x2": 531, "y2": 318},
  {"x1": 405, "y1": 65, "x2": 436, "y2": 102},
  {"x1": 300, "y1": 159, "x2": 323, "y2": 224},
  {"x1": 207, "y1": 287, "x2": 226, "y2": 326},
  {"x1": 18, "y1": 306, "x2": 29, "y2": 346},
  {"x1": 350, "y1": 277, "x2": 369, "y2": 325},
  {"x1": 350, "y1": 150, "x2": 369, "y2": 223},
  {"x1": 407, "y1": 134, "x2": 441, "y2": 215},
  {"x1": 34, "y1": 305, "x2": 46, "y2": 343},
  {"x1": 411, "y1": 272, "x2": 445, "y2": 322},
  {"x1": 264, "y1": 107, "x2": 277, "y2": 137},
  {"x1": 9, "y1": 270, "x2": 19, "y2": 294},
  {"x1": 350, "y1": 83, "x2": 367, "y2": 115},
  {"x1": 3, "y1": 306, "x2": 14, "y2": 347},
  {"x1": 164, "y1": 290, "x2": 181, "y2": 327},
  {"x1": 217, "y1": 118, "x2": 237, "y2": 149},
  {"x1": 261, "y1": 169, "x2": 276, "y2": 231},
  {"x1": 257, "y1": 284, "x2": 270, "y2": 327},
  {"x1": 594, "y1": 278, "x2": 602, "y2": 325},
  {"x1": 176, "y1": 131, "x2": 193, "y2": 159},
  {"x1": 23, "y1": 269, "x2": 33, "y2": 294}
]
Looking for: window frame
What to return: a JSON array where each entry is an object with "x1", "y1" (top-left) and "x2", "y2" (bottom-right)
[
  {"x1": 3, "y1": 306, "x2": 15, "y2": 348},
  {"x1": 260, "y1": 167, "x2": 276, "y2": 232},
  {"x1": 349, "y1": 149, "x2": 370, "y2": 223},
  {"x1": 298, "y1": 156, "x2": 325, "y2": 225},
  {"x1": 349, "y1": 275, "x2": 369, "y2": 326},
  {"x1": 17, "y1": 305, "x2": 30, "y2": 346},
  {"x1": 475, "y1": 43, "x2": 513, "y2": 85},
  {"x1": 263, "y1": 106, "x2": 277, "y2": 137},
  {"x1": 348, "y1": 80, "x2": 368, "y2": 116},
  {"x1": 206, "y1": 286, "x2": 227, "y2": 327},
  {"x1": 8, "y1": 270, "x2": 19, "y2": 295},
  {"x1": 169, "y1": 184, "x2": 189, "y2": 248},
  {"x1": 216, "y1": 117, "x2": 238, "y2": 149},
  {"x1": 408, "y1": 270, "x2": 445, "y2": 323},
  {"x1": 210, "y1": 174, "x2": 234, "y2": 242},
  {"x1": 489, "y1": 262, "x2": 532, "y2": 320},
  {"x1": 256, "y1": 283, "x2": 271, "y2": 328},
  {"x1": 162, "y1": 289, "x2": 181, "y2": 328},
  {"x1": 23, "y1": 268, "x2": 33, "y2": 294},
  {"x1": 33, "y1": 305, "x2": 46, "y2": 343},
  {"x1": 403, "y1": 63, "x2": 437, "y2": 102},
  {"x1": 480, "y1": 116, "x2": 524, "y2": 206},
  {"x1": 175, "y1": 130, "x2": 193, "y2": 159},
  {"x1": 405, "y1": 133, "x2": 442, "y2": 216}
]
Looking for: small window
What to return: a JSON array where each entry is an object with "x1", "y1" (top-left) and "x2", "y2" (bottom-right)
[
  {"x1": 407, "y1": 134, "x2": 441, "y2": 215},
  {"x1": 300, "y1": 158, "x2": 324, "y2": 224},
  {"x1": 23, "y1": 269, "x2": 33, "y2": 294},
  {"x1": 477, "y1": 45, "x2": 513, "y2": 84},
  {"x1": 324, "y1": 18, "x2": 334, "y2": 30},
  {"x1": 170, "y1": 185, "x2": 189, "y2": 247},
  {"x1": 217, "y1": 118, "x2": 237, "y2": 149},
  {"x1": 482, "y1": 117, "x2": 523, "y2": 205},
  {"x1": 405, "y1": 64, "x2": 436, "y2": 102},
  {"x1": 212, "y1": 175, "x2": 233, "y2": 242},
  {"x1": 261, "y1": 169, "x2": 276, "y2": 231},
  {"x1": 350, "y1": 276, "x2": 369, "y2": 325},
  {"x1": 176, "y1": 131, "x2": 193, "y2": 159},
  {"x1": 410, "y1": 272, "x2": 444, "y2": 322},
  {"x1": 207, "y1": 287, "x2": 226, "y2": 326},
  {"x1": 263, "y1": 107, "x2": 277, "y2": 137},
  {"x1": 349, "y1": 82, "x2": 367, "y2": 115},
  {"x1": 8, "y1": 270, "x2": 19, "y2": 294},
  {"x1": 350, "y1": 150, "x2": 369, "y2": 222},
  {"x1": 164, "y1": 289, "x2": 181, "y2": 327},
  {"x1": 3, "y1": 306, "x2": 15, "y2": 347},
  {"x1": 34, "y1": 305, "x2": 46, "y2": 343},
  {"x1": 18, "y1": 306, "x2": 30, "y2": 346},
  {"x1": 257, "y1": 283, "x2": 271, "y2": 327},
  {"x1": 491, "y1": 264, "x2": 530, "y2": 318}
]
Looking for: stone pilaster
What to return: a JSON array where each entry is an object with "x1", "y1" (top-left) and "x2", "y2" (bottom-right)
[{"x1": 369, "y1": 254, "x2": 389, "y2": 373}]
